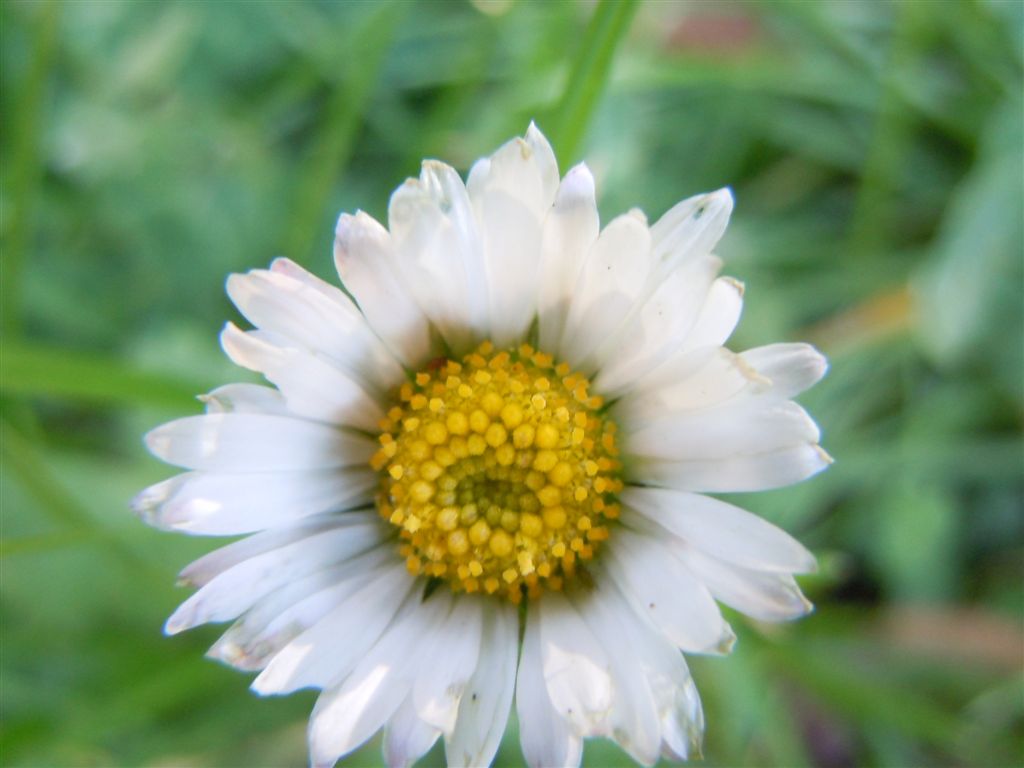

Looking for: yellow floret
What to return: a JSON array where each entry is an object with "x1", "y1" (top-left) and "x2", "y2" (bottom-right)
[{"x1": 375, "y1": 341, "x2": 622, "y2": 601}]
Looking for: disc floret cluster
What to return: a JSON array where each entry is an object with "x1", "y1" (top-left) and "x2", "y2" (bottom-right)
[{"x1": 372, "y1": 341, "x2": 623, "y2": 601}]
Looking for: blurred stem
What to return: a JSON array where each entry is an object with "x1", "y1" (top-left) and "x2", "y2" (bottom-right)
[
  {"x1": 2, "y1": 422, "x2": 93, "y2": 533},
  {"x1": 783, "y1": 0, "x2": 970, "y2": 145},
  {"x1": 847, "y1": 1, "x2": 921, "y2": 260},
  {"x1": 0, "y1": 529, "x2": 103, "y2": 557},
  {"x1": 548, "y1": 0, "x2": 640, "y2": 165},
  {"x1": 1, "y1": 420, "x2": 158, "y2": 577},
  {"x1": 1, "y1": 340, "x2": 210, "y2": 410},
  {"x1": 768, "y1": 640, "x2": 962, "y2": 750},
  {"x1": 1, "y1": 0, "x2": 60, "y2": 338},
  {"x1": 802, "y1": 285, "x2": 912, "y2": 353},
  {"x1": 283, "y1": 2, "x2": 407, "y2": 265}
]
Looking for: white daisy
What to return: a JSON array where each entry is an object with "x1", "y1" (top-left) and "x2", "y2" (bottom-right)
[{"x1": 135, "y1": 124, "x2": 830, "y2": 768}]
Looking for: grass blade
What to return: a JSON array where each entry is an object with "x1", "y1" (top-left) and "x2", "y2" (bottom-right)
[
  {"x1": 2, "y1": 341, "x2": 210, "y2": 410},
  {"x1": 548, "y1": 0, "x2": 640, "y2": 163}
]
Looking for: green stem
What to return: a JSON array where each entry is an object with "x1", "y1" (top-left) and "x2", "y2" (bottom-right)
[
  {"x1": 284, "y1": 2, "x2": 407, "y2": 264},
  {"x1": 1, "y1": 420, "x2": 159, "y2": 578},
  {"x1": 549, "y1": 0, "x2": 640, "y2": 164},
  {"x1": 1, "y1": 340, "x2": 210, "y2": 410},
  {"x1": 1, "y1": 0, "x2": 60, "y2": 338}
]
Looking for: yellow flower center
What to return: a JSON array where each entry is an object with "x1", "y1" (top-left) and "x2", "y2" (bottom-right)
[{"x1": 372, "y1": 341, "x2": 622, "y2": 602}]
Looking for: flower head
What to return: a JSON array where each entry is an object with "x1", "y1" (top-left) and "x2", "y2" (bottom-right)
[{"x1": 135, "y1": 124, "x2": 830, "y2": 768}]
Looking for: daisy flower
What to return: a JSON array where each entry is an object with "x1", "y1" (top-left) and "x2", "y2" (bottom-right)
[{"x1": 135, "y1": 124, "x2": 830, "y2": 768}]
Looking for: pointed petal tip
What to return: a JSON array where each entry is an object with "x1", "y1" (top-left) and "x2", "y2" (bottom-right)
[
  {"x1": 708, "y1": 186, "x2": 734, "y2": 209},
  {"x1": 129, "y1": 485, "x2": 155, "y2": 514},
  {"x1": 722, "y1": 275, "x2": 745, "y2": 297},
  {"x1": 816, "y1": 445, "x2": 835, "y2": 465},
  {"x1": 163, "y1": 613, "x2": 186, "y2": 636},
  {"x1": 268, "y1": 256, "x2": 297, "y2": 273},
  {"x1": 556, "y1": 163, "x2": 597, "y2": 205},
  {"x1": 218, "y1": 322, "x2": 247, "y2": 364},
  {"x1": 224, "y1": 271, "x2": 245, "y2": 298},
  {"x1": 525, "y1": 120, "x2": 553, "y2": 147},
  {"x1": 334, "y1": 211, "x2": 355, "y2": 237},
  {"x1": 250, "y1": 677, "x2": 274, "y2": 697},
  {"x1": 716, "y1": 625, "x2": 737, "y2": 655},
  {"x1": 205, "y1": 639, "x2": 244, "y2": 667},
  {"x1": 626, "y1": 207, "x2": 648, "y2": 226},
  {"x1": 564, "y1": 161, "x2": 594, "y2": 182},
  {"x1": 421, "y1": 158, "x2": 452, "y2": 175},
  {"x1": 690, "y1": 738, "x2": 705, "y2": 761},
  {"x1": 142, "y1": 424, "x2": 168, "y2": 459},
  {"x1": 800, "y1": 596, "x2": 816, "y2": 616}
]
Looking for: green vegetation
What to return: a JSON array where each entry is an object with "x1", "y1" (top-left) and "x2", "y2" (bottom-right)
[{"x1": 3, "y1": 1, "x2": 1021, "y2": 766}]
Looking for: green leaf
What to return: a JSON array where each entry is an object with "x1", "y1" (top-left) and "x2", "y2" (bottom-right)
[
  {"x1": 872, "y1": 482, "x2": 959, "y2": 601},
  {"x1": 913, "y1": 95, "x2": 1024, "y2": 365},
  {"x1": 283, "y1": 2, "x2": 408, "y2": 264}
]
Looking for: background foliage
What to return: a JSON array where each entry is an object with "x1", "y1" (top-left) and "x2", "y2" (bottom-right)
[{"x1": 2, "y1": 1, "x2": 1022, "y2": 766}]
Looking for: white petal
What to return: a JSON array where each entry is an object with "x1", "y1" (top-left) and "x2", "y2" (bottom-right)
[
  {"x1": 588, "y1": 575, "x2": 704, "y2": 761},
  {"x1": 537, "y1": 591, "x2": 613, "y2": 736},
  {"x1": 739, "y1": 343, "x2": 828, "y2": 399},
  {"x1": 207, "y1": 545, "x2": 395, "y2": 671},
  {"x1": 412, "y1": 596, "x2": 483, "y2": 734},
  {"x1": 268, "y1": 257, "x2": 411, "y2": 388},
  {"x1": 175, "y1": 514, "x2": 351, "y2": 586},
  {"x1": 384, "y1": 695, "x2": 442, "y2": 768},
  {"x1": 677, "y1": 276, "x2": 745, "y2": 350},
  {"x1": 252, "y1": 563, "x2": 416, "y2": 695},
  {"x1": 227, "y1": 264, "x2": 405, "y2": 393},
  {"x1": 200, "y1": 383, "x2": 289, "y2": 415},
  {"x1": 571, "y1": 588, "x2": 661, "y2": 766},
  {"x1": 268, "y1": 256, "x2": 352, "y2": 301},
  {"x1": 144, "y1": 413, "x2": 374, "y2": 472},
  {"x1": 220, "y1": 323, "x2": 383, "y2": 431},
  {"x1": 307, "y1": 591, "x2": 453, "y2": 768},
  {"x1": 537, "y1": 163, "x2": 600, "y2": 353},
  {"x1": 683, "y1": 548, "x2": 813, "y2": 621},
  {"x1": 471, "y1": 184, "x2": 542, "y2": 348},
  {"x1": 602, "y1": 275, "x2": 742, "y2": 402},
  {"x1": 624, "y1": 399, "x2": 821, "y2": 462},
  {"x1": 612, "y1": 347, "x2": 769, "y2": 430},
  {"x1": 388, "y1": 163, "x2": 486, "y2": 354},
  {"x1": 334, "y1": 211, "x2": 431, "y2": 368},
  {"x1": 465, "y1": 125, "x2": 559, "y2": 347},
  {"x1": 648, "y1": 188, "x2": 733, "y2": 280},
  {"x1": 593, "y1": 254, "x2": 722, "y2": 395},
  {"x1": 420, "y1": 160, "x2": 490, "y2": 337},
  {"x1": 628, "y1": 442, "x2": 833, "y2": 493},
  {"x1": 638, "y1": 640, "x2": 703, "y2": 761},
  {"x1": 605, "y1": 529, "x2": 734, "y2": 654},
  {"x1": 467, "y1": 123, "x2": 559, "y2": 222},
  {"x1": 517, "y1": 610, "x2": 583, "y2": 768},
  {"x1": 133, "y1": 466, "x2": 375, "y2": 536},
  {"x1": 612, "y1": 344, "x2": 716, "y2": 408},
  {"x1": 445, "y1": 601, "x2": 518, "y2": 768},
  {"x1": 622, "y1": 486, "x2": 817, "y2": 574},
  {"x1": 594, "y1": 571, "x2": 705, "y2": 760},
  {"x1": 165, "y1": 515, "x2": 385, "y2": 634},
  {"x1": 523, "y1": 122, "x2": 560, "y2": 213},
  {"x1": 559, "y1": 210, "x2": 653, "y2": 370}
]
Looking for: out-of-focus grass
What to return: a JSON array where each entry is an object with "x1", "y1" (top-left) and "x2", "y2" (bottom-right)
[{"x1": 2, "y1": 1, "x2": 1021, "y2": 766}]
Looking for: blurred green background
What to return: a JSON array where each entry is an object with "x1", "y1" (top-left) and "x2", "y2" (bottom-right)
[{"x1": 2, "y1": 1, "x2": 1022, "y2": 766}]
